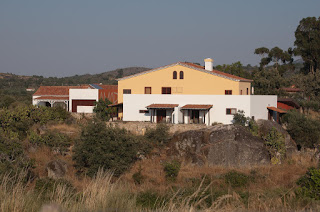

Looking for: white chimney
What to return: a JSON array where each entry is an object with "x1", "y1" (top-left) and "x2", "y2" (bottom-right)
[{"x1": 204, "y1": 58, "x2": 213, "y2": 71}]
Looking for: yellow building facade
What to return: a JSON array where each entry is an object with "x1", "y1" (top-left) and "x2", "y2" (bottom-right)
[{"x1": 116, "y1": 60, "x2": 252, "y2": 118}]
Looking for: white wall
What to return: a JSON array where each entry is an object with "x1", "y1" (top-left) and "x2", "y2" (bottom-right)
[
  {"x1": 123, "y1": 94, "x2": 277, "y2": 125},
  {"x1": 77, "y1": 106, "x2": 95, "y2": 113},
  {"x1": 69, "y1": 89, "x2": 99, "y2": 112},
  {"x1": 250, "y1": 95, "x2": 277, "y2": 120}
]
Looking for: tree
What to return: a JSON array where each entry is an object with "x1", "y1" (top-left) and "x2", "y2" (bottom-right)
[
  {"x1": 254, "y1": 47, "x2": 270, "y2": 70},
  {"x1": 294, "y1": 17, "x2": 320, "y2": 75},
  {"x1": 93, "y1": 98, "x2": 115, "y2": 121},
  {"x1": 282, "y1": 110, "x2": 320, "y2": 149}
]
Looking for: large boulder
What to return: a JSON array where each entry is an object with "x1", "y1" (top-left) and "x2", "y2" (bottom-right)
[
  {"x1": 46, "y1": 159, "x2": 68, "y2": 179},
  {"x1": 256, "y1": 119, "x2": 297, "y2": 155},
  {"x1": 168, "y1": 125, "x2": 270, "y2": 166}
]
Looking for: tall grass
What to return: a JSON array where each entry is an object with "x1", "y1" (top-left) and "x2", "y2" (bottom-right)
[{"x1": 1, "y1": 168, "x2": 320, "y2": 211}]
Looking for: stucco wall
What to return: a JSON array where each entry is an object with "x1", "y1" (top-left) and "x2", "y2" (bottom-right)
[
  {"x1": 69, "y1": 89, "x2": 98, "y2": 112},
  {"x1": 118, "y1": 64, "x2": 249, "y2": 104},
  {"x1": 123, "y1": 94, "x2": 277, "y2": 125},
  {"x1": 77, "y1": 106, "x2": 95, "y2": 113}
]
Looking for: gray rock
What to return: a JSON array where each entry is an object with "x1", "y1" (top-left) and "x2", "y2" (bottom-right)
[
  {"x1": 168, "y1": 125, "x2": 271, "y2": 166},
  {"x1": 46, "y1": 159, "x2": 68, "y2": 179}
]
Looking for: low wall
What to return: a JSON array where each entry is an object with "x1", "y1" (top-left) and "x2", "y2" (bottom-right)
[{"x1": 108, "y1": 121, "x2": 208, "y2": 135}]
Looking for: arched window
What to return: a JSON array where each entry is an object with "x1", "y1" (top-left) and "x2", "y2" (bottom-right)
[
  {"x1": 180, "y1": 71, "x2": 184, "y2": 79},
  {"x1": 246, "y1": 88, "x2": 249, "y2": 95},
  {"x1": 173, "y1": 71, "x2": 177, "y2": 79}
]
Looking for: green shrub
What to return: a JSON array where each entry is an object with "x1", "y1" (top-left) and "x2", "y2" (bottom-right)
[
  {"x1": 163, "y1": 160, "x2": 181, "y2": 182},
  {"x1": 232, "y1": 110, "x2": 249, "y2": 126},
  {"x1": 0, "y1": 133, "x2": 34, "y2": 178},
  {"x1": 282, "y1": 110, "x2": 320, "y2": 148},
  {"x1": 264, "y1": 127, "x2": 286, "y2": 164},
  {"x1": 93, "y1": 98, "x2": 116, "y2": 121},
  {"x1": 73, "y1": 121, "x2": 151, "y2": 177},
  {"x1": 248, "y1": 119, "x2": 259, "y2": 136},
  {"x1": 35, "y1": 177, "x2": 74, "y2": 195},
  {"x1": 145, "y1": 123, "x2": 170, "y2": 145},
  {"x1": 132, "y1": 167, "x2": 144, "y2": 185},
  {"x1": 136, "y1": 190, "x2": 163, "y2": 209},
  {"x1": 296, "y1": 167, "x2": 320, "y2": 200},
  {"x1": 224, "y1": 171, "x2": 251, "y2": 188},
  {"x1": 29, "y1": 130, "x2": 71, "y2": 153}
]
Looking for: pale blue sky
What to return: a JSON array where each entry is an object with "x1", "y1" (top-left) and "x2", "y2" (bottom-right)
[{"x1": 0, "y1": 0, "x2": 319, "y2": 77}]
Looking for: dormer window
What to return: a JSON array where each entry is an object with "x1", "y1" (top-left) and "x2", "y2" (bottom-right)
[
  {"x1": 180, "y1": 71, "x2": 184, "y2": 79},
  {"x1": 173, "y1": 71, "x2": 177, "y2": 79}
]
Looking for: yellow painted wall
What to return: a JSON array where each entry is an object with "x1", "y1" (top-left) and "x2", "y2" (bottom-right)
[
  {"x1": 239, "y1": 82, "x2": 251, "y2": 95},
  {"x1": 118, "y1": 64, "x2": 251, "y2": 103}
]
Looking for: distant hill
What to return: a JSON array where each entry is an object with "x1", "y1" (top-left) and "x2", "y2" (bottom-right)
[{"x1": 0, "y1": 67, "x2": 150, "y2": 90}]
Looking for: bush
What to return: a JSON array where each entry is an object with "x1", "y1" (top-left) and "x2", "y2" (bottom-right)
[
  {"x1": 132, "y1": 167, "x2": 144, "y2": 185},
  {"x1": 136, "y1": 190, "x2": 163, "y2": 209},
  {"x1": 282, "y1": 110, "x2": 320, "y2": 148},
  {"x1": 35, "y1": 177, "x2": 74, "y2": 195},
  {"x1": 145, "y1": 123, "x2": 170, "y2": 145},
  {"x1": 0, "y1": 133, "x2": 34, "y2": 178},
  {"x1": 233, "y1": 110, "x2": 249, "y2": 126},
  {"x1": 73, "y1": 120, "x2": 151, "y2": 177},
  {"x1": 163, "y1": 160, "x2": 181, "y2": 182},
  {"x1": 264, "y1": 127, "x2": 286, "y2": 164},
  {"x1": 29, "y1": 130, "x2": 71, "y2": 153},
  {"x1": 224, "y1": 171, "x2": 251, "y2": 188},
  {"x1": 296, "y1": 167, "x2": 320, "y2": 200},
  {"x1": 248, "y1": 119, "x2": 259, "y2": 136}
]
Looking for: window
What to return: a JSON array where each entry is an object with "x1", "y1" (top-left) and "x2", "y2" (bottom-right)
[
  {"x1": 145, "y1": 87, "x2": 151, "y2": 94},
  {"x1": 226, "y1": 108, "x2": 237, "y2": 115},
  {"x1": 225, "y1": 90, "x2": 232, "y2": 95},
  {"x1": 162, "y1": 87, "x2": 171, "y2": 94},
  {"x1": 139, "y1": 110, "x2": 148, "y2": 113},
  {"x1": 247, "y1": 88, "x2": 249, "y2": 95},
  {"x1": 173, "y1": 71, "x2": 177, "y2": 79},
  {"x1": 123, "y1": 89, "x2": 131, "y2": 94},
  {"x1": 240, "y1": 90, "x2": 243, "y2": 95},
  {"x1": 179, "y1": 71, "x2": 184, "y2": 79}
]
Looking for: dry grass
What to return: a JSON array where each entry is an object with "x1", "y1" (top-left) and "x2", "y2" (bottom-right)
[{"x1": 19, "y1": 142, "x2": 320, "y2": 211}]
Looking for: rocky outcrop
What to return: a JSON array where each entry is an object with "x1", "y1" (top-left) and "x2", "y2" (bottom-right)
[
  {"x1": 168, "y1": 125, "x2": 271, "y2": 166},
  {"x1": 256, "y1": 120, "x2": 297, "y2": 155},
  {"x1": 46, "y1": 159, "x2": 68, "y2": 179}
]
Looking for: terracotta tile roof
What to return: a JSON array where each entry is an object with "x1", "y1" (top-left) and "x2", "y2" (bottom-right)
[
  {"x1": 33, "y1": 85, "x2": 90, "y2": 96},
  {"x1": 181, "y1": 104, "x2": 213, "y2": 110},
  {"x1": 35, "y1": 96, "x2": 69, "y2": 100},
  {"x1": 146, "y1": 104, "x2": 179, "y2": 109},
  {"x1": 117, "y1": 62, "x2": 253, "y2": 82},
  {"x1": 180, "y1": 62, "x2": 205, "y2": 69},
  {"x1": 211, "y1": 70, "x2": 252, "y2": 82},
  {"x1": 180, "y1": 62, "x2": 252, "y2": 82},
  {"x1": 267, "y1": 107, "x2": 287, "y2": 113}
]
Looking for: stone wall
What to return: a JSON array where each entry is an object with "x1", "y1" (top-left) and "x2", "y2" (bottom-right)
[{"x1": 108, "y1": 121, "x2": 208, "y2": 135}]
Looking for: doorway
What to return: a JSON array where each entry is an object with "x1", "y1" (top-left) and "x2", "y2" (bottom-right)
[
  {"x1": 191, "y1": 110, "x2": 200, "y2": 124},
  {"x1": 156, "y1": 109, "x2": 166, "y2": 123}
]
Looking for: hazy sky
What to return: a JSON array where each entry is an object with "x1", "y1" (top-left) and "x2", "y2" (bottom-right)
[{"x1": 0, "y1": 0, "x2": 319, "y2": 77}]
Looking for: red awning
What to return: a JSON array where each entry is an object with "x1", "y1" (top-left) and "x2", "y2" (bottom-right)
[
  {"x1": 267, "y1": 107, "x2": 287, "y2": 113},
  {"x1": 146, "y1": 104, "x2": 179, "y2": 109},
  {"x1": 181, "y1": 104, "x2": 213, "y2": 110}
]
